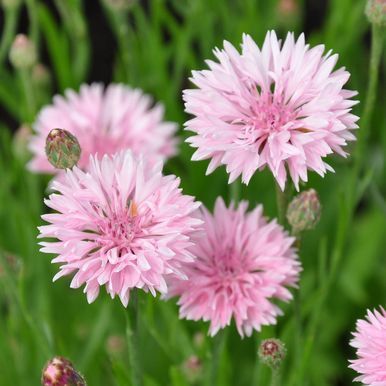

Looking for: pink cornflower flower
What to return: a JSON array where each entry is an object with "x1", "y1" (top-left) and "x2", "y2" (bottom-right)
[
  {"x1": 38, "y1": 151, "x2": 201, "y2": 305},
  {"x1": 349, "y1": 307, "x2": 386, "y2": 385},
  {"x1": 168, "y1": 197, "x2": 300, "y2": 337},
  {"x1": 184, "y1": 31, "x2": 359, "y2": 190},
  {"x1": 29, "y1": 83, "x2": 178, "y2": 173}
]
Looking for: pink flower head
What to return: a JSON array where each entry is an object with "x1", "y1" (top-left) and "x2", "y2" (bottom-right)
[
  {"x1": 183, "y1": 31, "x2": 359, "y2": 190},
  {"x1": 349, "y1": 307, "x2": 386, "y2": 385},
  {"x1": 29, "y1": 83, "x2": 178, "y2": 173},
  {"x1": 168, "y1": 197, "x2": 300, "y2": 337},
  {"x1": 38, "y1": 150, "x2": 201, "y2": 305}
]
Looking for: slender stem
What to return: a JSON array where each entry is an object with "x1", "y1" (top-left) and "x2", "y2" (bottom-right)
[
  {"x1": 354, "y1": 24, "x2": 384, "y2": 170},
  {"x1": 25, "y1": 0, "x2": 39, "y2": 47},
  {"x1": 230, "y1": 179, "x2": 241, "y2": 203},
  {"x1": 19, "y1": 69, "x2": 36, "y2": 123},
  {"x1": 275, "y1": 183, "x2": 287, "y2": 226},
  {"x1": 270, "y1": 368, "x2": 280, "y2": 386},
  {"x1": 0, "y1": 253, "x2": 52, "y2": 358},
  {"x1": 125, "y1": 291, "x2": 143, "y2": 386},
  {"x1": 103, "y1": 5, "x2": 132, "y2": 82},
  {"x1": 54, "y1": 0, "x2": 90, "y2": 83},
  {"x1": 0, "y1": 7, "x2": 19, "y2": 63},
  {"x1": 208, "y1": 330, "x2": 227, "y2": 386}
]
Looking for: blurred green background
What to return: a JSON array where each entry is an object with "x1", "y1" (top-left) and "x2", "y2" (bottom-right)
[{"x1": 0, "y1": 0, "x2": 385, "y2": 385}]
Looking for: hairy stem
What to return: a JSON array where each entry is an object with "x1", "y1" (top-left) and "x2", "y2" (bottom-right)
[
  {"x1": 275, "y1": 183, "x2": 287, "y2": 226},
  {"x1": 126, "y1": 292, "x2": 143, "y2": 386},
  {"x1": 0, "y1": 7, "x2": 19, "y2": 63},
  {"x1": 270, "y1": 367, "x2": 280, "y2": 386},
  {"x1": 208, "y1": 330, "x2": 227, "y2": 386}
]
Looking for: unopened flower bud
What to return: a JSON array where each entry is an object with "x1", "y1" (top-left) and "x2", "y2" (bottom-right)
[
  {"x1": 286, "y1": 189, "x2": 321, "y2": 234},
  {"x1": 32, "y1": 64, "x2": 51, "y2": 88},
  {"x1": 258, "y1": 338, "x2": 286, "y2": 370},
  {"x1": 106, "y1": 335, "x2": 125, "y2": 356},
  {"x1": 45, "y1": 129, "x2": 81, "y2": 169},
  {"x1": 9, "y1": 34, "x2": 37, "y2": 69},
  {"x1": 182, "y1": 355, "x2": 202, "y2": 383},
  {"x1": 41, "y1": 356, "x2": 86, "y2": 386},
  {"x1": 0, "y1": 252, "x2": 21, "y2": 278},
  {"x1": 366, "y1": 0, "x2": 386, "y2": 26},
  {"x1": 1, "y1": 0, "x2": 21, "y2": 9},
  {"x1": 276, "y1": 0, "x2": 300, "y2": 28},
  {"x1": 13, "y1": 125, "x2": 32, "y2": 159},
  {"x1": 103, "y1": 0, "x2": 135, "y2": 11},
  {"x1": 278, "y1": 0, "x2": 298, "y2": 15},
  {"x1": 193, "y1": 332, "x2": 205, "y2": 350}
]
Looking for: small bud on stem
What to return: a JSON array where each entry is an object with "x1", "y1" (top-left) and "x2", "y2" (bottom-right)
[
  {"x1": 286, "y1": 189, "x2": 321, "y2": 235},
  {"x1": 9, "y1": 34, "x2": 37, "y2": 69},
  {"x1": 366, "y1": 0, "x2": 386, "y2": 26},
  {"x1": 41, "y1": 356, "x2": 86, "y2": 386},
  {"x1": 32, "y1": 64, "x2": 51, "y2": 88},
  {"x1": 1, "y1": 0, "x2": 21, "y2": 10},
  {"x1": 45, "y1": 129, "x2": 81, "y2": 170},
  {"x1": 103, "y1": 0, "x2": 135, "y2": 11},
  {"x1": 182, "y1": 355, "x2": 202, "y2": 383},
  {"x1": 258, "y1": 338, "x2": 286, "y2": 370}
]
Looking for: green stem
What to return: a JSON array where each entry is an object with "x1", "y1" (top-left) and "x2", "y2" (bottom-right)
[
  {"x1": 275, "y1": 183, "x2": 287, "y2": 226},
  {"x1": 0, "y1": 253, "x2": 52, "y2": 358},
  {"x1": 25, "y1": 0, "x2": 39, "y2": 47},
  {"x1": 54, "y1": 0, "x2": 90, "y2": 83},
  {"x1": 208, "y1": 330, "x2": 227, "y2": 386},
  {"x1": 126, "y1": 291, "x2": 143, "y2": 386},
  {"x1": 19, "y1": 69, "x2": 36, "y2": 123},
  {"x1": 270, "y1": 367, "x2": 280, "y2": 386},
  {"x1": 103, "y1": 4, "x2": 132, "y2": 82},
  {"x1": 0, "y1": 7, "x2": 19, "y2": 63},
  {"x1": 230, "y1": 179, "x2": 241, "y2": 202},
  {"x1": 354, "y1": 23, "x2": 384, "y2": 170}
]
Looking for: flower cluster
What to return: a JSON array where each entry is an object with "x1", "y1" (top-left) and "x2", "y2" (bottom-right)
[{"x1": 36, "y1": 31, "x2": 364, "y2": 358}]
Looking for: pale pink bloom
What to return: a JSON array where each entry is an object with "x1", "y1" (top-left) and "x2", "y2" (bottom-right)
[
  {"x1": 38, "y1": 151, "x2": 201, "y2": 305},
  {"x1": 350, "y1": 308, "x2": 386, "y2": 385},
  {"x1": 29, "y1": 83, "x2": 178, "y2": 173},
  {"x1": 184, "y1": 31, "x2": 359, "y2": 190},
  {"x1": 168, "y1": 197, "x2": 300, "y2": 337}
]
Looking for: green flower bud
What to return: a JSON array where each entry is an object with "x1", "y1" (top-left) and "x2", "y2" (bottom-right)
[
  {"x1": 0, "y1": 252, "x2": 21, "y2": 278},
  {"x1": 193, "y1": 332, "x2": 205, "y2": 350},
  {"x1": 103, "y1": 0, "x2": 135, "y2": 11},
  {"x1": 9, "y1": 34, "x2": 37, "y2": 69},
  {"x1": 45, "y1": 129, "x2": 81, "y2": 169},
  {"x1": 41, "y1": 357, "x2": 86, "y2": 386},
  {"x1": 13, "y1": 124, "x2": 32, "y2": 160},
  {"x1": 32, "y1": 63, "x2": 51, "y2": 89},
  {"x1": 366, "y1": 0, "x2": 386, "y2": 26},
  {"x1": 286, "y1": 189, "x2": 321, "y2": 234},
  {"x1": 181, "y1": 356, "x2": 202, "y2": 383},
  {"x1": 258, "y1": 338, "x2": 286, "y2": 370},
  {"x1": 1, "y1": 0, "x2": 21, "y2": 10},
  {"x1": 106, "y1": 335, "x2": 125, "y2": 356}
]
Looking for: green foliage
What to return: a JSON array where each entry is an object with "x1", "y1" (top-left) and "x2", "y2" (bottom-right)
[{"x1": 0, "y1": 0, "x2": 385, "y2": 385}]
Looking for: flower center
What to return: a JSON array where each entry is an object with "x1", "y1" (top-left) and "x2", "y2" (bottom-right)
[
  {"x1": 214, "y1": 246, "x2": 243, "y2": 279},
  {"x1": 235, "y1": 93, "x2": 294, "y2": 147},
  {"x1": 96, "y1": 201, "x2": 140, "y2": 257}
]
